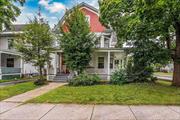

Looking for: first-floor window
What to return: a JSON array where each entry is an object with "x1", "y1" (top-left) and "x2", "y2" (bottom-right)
[
  {"x1": 110, "y1": 58, "x2": 113, "y2": 69},
  {"x1": 98, "y1": 57, "x2": 104, "y2": 69},
  {"x1": 7, "y1": 58, "x2": 14, "y2": 67},
  {"x1": 115, "y1": 60, "x2": 119, "y2": 65}
]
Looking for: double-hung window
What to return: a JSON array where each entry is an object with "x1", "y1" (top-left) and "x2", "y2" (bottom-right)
[{"x1": 98, "y1": 57, "x2": 104, "y2": 69}]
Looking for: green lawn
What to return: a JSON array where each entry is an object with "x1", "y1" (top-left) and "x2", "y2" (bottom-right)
[
  {"x1": 29, "y1": 81, "x2": 180, "y2": 105},
  {"x1": 0, "y1": 79, "x2": 26, "y2": 83},
  {"x1": 154, "y1": 72, "x2": 173, "y2": 76},
  {"x1": 0, "y1": 82, "x2": 39, "y2": 101},
  {"x1": 0, "y1": 76, "x2": 39, "y2": 83}
]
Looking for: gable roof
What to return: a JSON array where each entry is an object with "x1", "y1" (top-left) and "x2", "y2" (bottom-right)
[{"x1": 54, "y1": 2, "x2": 99, "y2": 32}]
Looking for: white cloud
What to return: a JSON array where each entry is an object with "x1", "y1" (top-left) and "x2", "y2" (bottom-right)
[
  {"x1": 39, "y1": 0, "x2": 65, "y2": 13},
  {"x1": 51, "y1": 16, "x2": 57, "y2": 20}
]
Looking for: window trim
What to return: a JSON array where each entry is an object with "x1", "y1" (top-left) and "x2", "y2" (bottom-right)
[{"x1": 85, "y1": 15, "x2": 90, "y2": 24}]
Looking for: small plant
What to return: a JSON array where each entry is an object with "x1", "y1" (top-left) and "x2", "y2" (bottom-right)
[
  {"x1": 69, "y1": 73, "x2": 101, "y2": 86},
  {"x1": 110, "y1": 69, "x2": 128, "y2": 85}
]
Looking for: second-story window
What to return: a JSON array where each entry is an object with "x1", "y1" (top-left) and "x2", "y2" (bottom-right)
[
  {"x1": 85, "y1": 15, "x2": 90, "y2": 24},
  {"x1": 8, "y1": 39, "x2": 14, "y2": 49},
  {"x1": 104, "y1": 35, "x2": 110, "y2": 48}
]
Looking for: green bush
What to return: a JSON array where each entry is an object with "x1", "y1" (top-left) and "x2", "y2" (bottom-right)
[
  {"x1": 126, "y1": 58, "x2": 157, "y2": 82},
  {"x1": 110, "y1": 69, "x2": 128, "y2": 85},
  {"x1": 34, "y1": 76, "x2": 48, "y2": 85},
  {"x1": 69, "y1": 73, "x2": 101, "y2": 86}
]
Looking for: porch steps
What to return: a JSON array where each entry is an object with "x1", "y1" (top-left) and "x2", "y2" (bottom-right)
[{"x1": 53, "y1": 73, "x2": 69, "y2": 82}]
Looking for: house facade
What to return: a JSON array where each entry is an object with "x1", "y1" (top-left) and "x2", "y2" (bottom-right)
[
  {"x1": 0, "y1": 25, "x2": 38, "y2": 80},
  {"x1": 47, "y1": 3, "x2": 127, "y2": 81}
]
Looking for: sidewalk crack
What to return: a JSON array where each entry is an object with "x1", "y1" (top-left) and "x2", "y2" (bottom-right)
[
  {"x1": 90, "y1": 104, "x2": 95, "y2": 120},
  {"x1": 39, "y1": 104, "x2": 56, "y2": 120},
  {"x1": 129, "y1": 106, "x2": 137, "y2": 120},
  {"x1": 167, "y1": 106, "x2": 180, "y2": 115}
]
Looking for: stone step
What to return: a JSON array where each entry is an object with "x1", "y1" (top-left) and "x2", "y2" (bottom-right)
[
  {"x1": 52, "y1": 79, "x2": 68, "y2": 82},
  {"x1": 54, "y1": 76, "x2": 68, "y2": 79}
]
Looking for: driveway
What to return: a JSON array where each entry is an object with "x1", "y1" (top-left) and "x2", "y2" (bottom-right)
[{"x1": 0, "y1": 103, "x2": 180, "y2": 120}]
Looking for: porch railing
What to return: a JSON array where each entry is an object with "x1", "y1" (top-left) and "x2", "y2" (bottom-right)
[{"x1": 1, "y1": 67, "x2": 21, "y2": 74}]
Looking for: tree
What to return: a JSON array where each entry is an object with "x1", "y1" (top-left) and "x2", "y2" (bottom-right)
[
  {"x1": 60, "y1": 7, "x2": 96, "y2": 75},
  {"x1": 15, "y1": 18, "x2": 53, "y2": 85},
  {"x1": 0, "y1": 0, "x2": 25, "y2": 31},
  {"x1": 99, "y1": 0, "x2": 180, "y2": 86}
]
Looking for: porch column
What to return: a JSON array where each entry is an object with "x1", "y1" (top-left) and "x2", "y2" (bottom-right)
[
  {"x1": 59, "y1": 53, "x2": 62, "y2": 73},
  {"x1": 20, "y1": 57, "x2": 24, "y2": 77},
  {"x1": 46, "y1": 63, "x2": 49, "y2": 80},
  {"x1": 54, "y1": 52, "x2": 57, "y2": 75},
  {"x1": 107, "y1": 51, "x2": 110, "y2": 80},
  {"x1": 0, "y1": 53, "x2": 2, "y2": 79}
]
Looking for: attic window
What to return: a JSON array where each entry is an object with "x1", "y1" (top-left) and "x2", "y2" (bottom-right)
[{"x1": 85, "y1": 15, "x2": 90, "y2": 24}]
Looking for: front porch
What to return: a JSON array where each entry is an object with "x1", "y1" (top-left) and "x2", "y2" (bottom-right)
[
  {"x1": 86, "y1": 48, "x2": 126, "y2": 80},
  {"x1": 47, "y1": 48, "x2": 126, "y2": 81},
  {"x1": 0, "y1": 50, "x2": 23, "y2": 80}
]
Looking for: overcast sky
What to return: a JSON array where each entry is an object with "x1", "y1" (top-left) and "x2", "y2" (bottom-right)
[{"x1": 14, "y1": 0, "x2": 99, "y2": 28}]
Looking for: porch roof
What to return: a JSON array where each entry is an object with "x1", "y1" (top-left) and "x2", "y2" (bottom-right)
[
  {"x1": 54, "y1": 48, "x2": 128, "y2": 53},
  {"x1": 0, "y1": 31, "x2": 23, "y2": 37},
  {"x1": 0, "y1": 49, "x2": 21, "y2": 56}
]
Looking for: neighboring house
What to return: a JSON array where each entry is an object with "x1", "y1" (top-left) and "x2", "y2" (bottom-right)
[
  {"x1": 0, "y1": 25, "x2": 38, "y2": 80},
  {"x1": 47, "y1": 2, "x2": 127, "y2": 81}
]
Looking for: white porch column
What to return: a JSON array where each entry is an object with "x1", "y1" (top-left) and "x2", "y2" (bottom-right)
[
  {"x1": 107, "y1": 51, "x2": 110, "y2": 80},
  {"x1": 46, "y1": 63, "x2": 49, "y2": 80},
  {"x1": 54, "y1": 52, "x2": 57, "y2": 75},
  {"x1": 20, "y1": 57, "x2": 24, "y2": 77},
  {"x1": 0, "y1": 53, "x2": 2, "y2": 80},
  {"x1": 59, "y1": 53, "x2": 62, "y2": 73}
]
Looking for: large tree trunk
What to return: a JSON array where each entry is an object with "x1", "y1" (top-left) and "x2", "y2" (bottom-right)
[{"x1": 172, "y1": 23, "x2": 180, "y2": 86}]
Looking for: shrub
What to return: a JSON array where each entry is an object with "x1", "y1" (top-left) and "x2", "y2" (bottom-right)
[
  {"x1": 110, "y1": 69, "x2": 128, "y2": 85},
  {"x1": 34, "y1": 76, "x2": 48, "y2": 85},
  {"x1": 69, "y1": 73, "x2": 101, "y2": 86},
  {"x1": 126, "y1": 58, "x2": 157, "y2": 83}
]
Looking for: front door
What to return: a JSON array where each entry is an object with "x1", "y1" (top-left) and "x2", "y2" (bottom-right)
[{"x1": 60, "y1": 53, "x2": 69, "y2": 74}]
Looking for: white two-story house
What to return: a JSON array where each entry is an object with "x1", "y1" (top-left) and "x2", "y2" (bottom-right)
[
  {"x1": 47, "y1": 3, "x2": 127, "y2": 81},
  {"x1": 0, "y1": 25, "x2": 38, "y2": 80}
]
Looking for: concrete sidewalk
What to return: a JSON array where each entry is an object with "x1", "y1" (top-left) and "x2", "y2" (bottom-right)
[
  {"x1": 3, "y1": 83, "x2": 67, "y2": 103},
  {"x1": 0, "y1": 103, "x2": 180, "y2": 120}
]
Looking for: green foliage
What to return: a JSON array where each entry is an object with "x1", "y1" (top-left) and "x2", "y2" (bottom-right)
[
  {"x1": 0, "y1": 0, "x2": 25, "y2": 31},
  {"x1": 14, "y1": 18, "x2": 53, "y2": 85},
  {"x1": 127, "y1": 62, "x2": 157, "y2": 82},
  {"x1": 60, "y1": 7, "x2": 96, "y2": 74},
  {"x1": 110, "y1": 69, "x2": 128, "y2": 85},
  {"x1": 99, "y1": 0, "x2": 178, "y2": 83},
  {"x1": 69, "y1": 73, "x2": 101, "y2": 86},
  {"x1": 128, "y1": 39, "x2": 170, "y2": 82}
]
